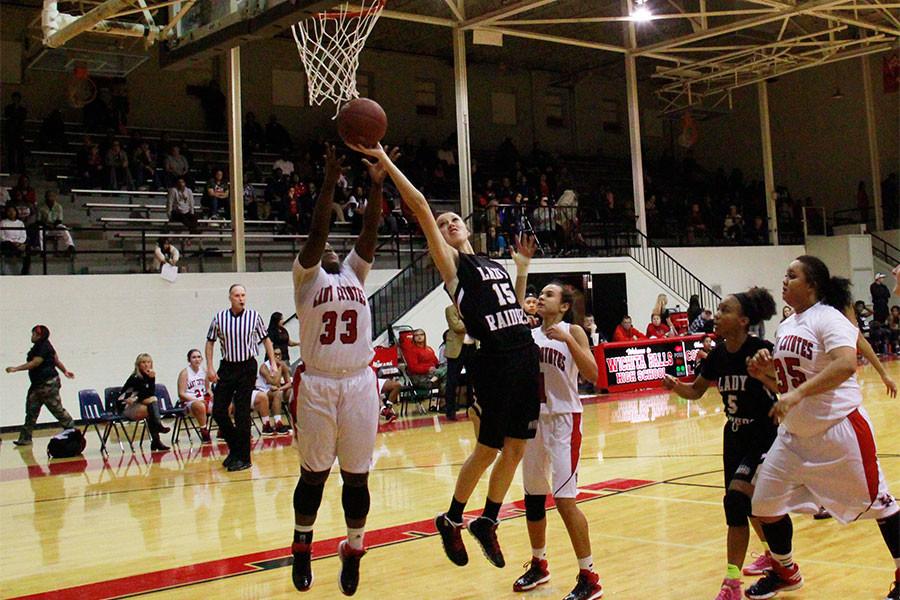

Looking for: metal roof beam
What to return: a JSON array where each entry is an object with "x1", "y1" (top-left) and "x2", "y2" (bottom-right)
[
  {"x1": 495, "y1": 9, "x2": 777, "y2": 25},
  {"x1": 380, "y1": 10, "x2": 456, "y2": 27},
  {"x1": 480, "y1": 26, "x2": 627, "y2": 53},
  {"x1": 461, "y1": 0, "x2": 557, "y2": 30},
  {"x1": 808, "y1": 9, "x2": 900, "y2": 35},
  {"x1": 632, "y1": 0, "x2": 848, "y2": 56}
]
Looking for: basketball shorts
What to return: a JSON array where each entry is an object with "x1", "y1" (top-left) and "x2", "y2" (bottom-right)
[
  {"x1": 469, "y1": 343, "x2": 541, "y2": 450},
  {"x1": 522, "y1": 412, "x2": 583, "y2": 499},
  {"x1": 752, "y1": 407, "x2": 898, "y2": 524},
  {"x1": 722, "y1": 423, "x2": 777, "y2": 488},
  {"x1": 295, "y1": 367, "x2": 380, "y2": 474}
]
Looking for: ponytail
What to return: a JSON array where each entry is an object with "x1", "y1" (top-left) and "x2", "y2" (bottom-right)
[
  {"x1": 734, "y1": 287, "x2": 776, "y2": 326},
  {"x1": 795, "y1": 255, "x2": 853, "y2": 310},
  {"x1": 822, "y1": 276, "x2": 852, "y2": 312}
]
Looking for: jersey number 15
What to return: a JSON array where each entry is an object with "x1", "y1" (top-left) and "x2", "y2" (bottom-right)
[{"x1": 320, "y1": 310, "x2": 358, "y2": 345}]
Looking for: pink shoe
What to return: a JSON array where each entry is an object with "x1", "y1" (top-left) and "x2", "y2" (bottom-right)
[
  {"x1": 714, "y1": 578, "x2": 742, "y2": 600},
  {"x1": 742, "y1": 552, "x2": 773, "y2": 576}
]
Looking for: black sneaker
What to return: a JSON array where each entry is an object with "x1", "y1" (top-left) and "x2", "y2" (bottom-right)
[
  {"x1": 291, "y1": 542, "x2": 313, "y2": 591},
  {"x1": 513, "y1": 558, "x2": 550, "y2": 592},
  {"x1": 226, "y1": 459, "x2": 252, "y2": 472},
  {"x1": 338, "y1": 540, "x2": 366, "y2": 596},
  {"x1": 562, "y1": 570, "x2": 603, "y2": 600},
  {"x1": 222, "y1": 454, "x2": 235, "y2": 468},
  {"x1": 745, "y1": 563, "x2": 803, "y2": 599},
  {"x1": 434, "y1": 513, "x2": 468, "y2": 566},
  {"x1": 468, "y1": 516, "x2": 505, "y2": 568},
  {"x1": 12, "y1": 438, "x2": 32, "y2": 446},
  {"x1": 886, "y1": 580, "x2": 899, "y2": 600}
]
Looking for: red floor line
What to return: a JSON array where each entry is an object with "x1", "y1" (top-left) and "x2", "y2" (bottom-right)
[{"x1": 7, "y1": 477, "x2": 654, "y2": 600}]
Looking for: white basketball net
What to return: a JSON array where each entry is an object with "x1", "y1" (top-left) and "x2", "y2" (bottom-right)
[{"x1": 292, "y1": 1, "x2": 384, "y2": 115}]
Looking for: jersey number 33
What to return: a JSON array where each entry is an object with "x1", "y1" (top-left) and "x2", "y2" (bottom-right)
[{"x1": 320, "y1": 310, "x2": 358, "y2": 345}]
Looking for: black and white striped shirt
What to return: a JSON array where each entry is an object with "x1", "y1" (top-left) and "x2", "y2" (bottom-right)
[{"x1": 207, "y1": 308, "x2": 268, "y2": 362}]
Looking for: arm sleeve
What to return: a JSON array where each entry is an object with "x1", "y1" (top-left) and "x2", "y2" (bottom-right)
[
  {"x1": 344, "y1": 248, "x2": 372, "y2": 285},
  {"x1": 818, "y1": 306, "x2": 859, "y2": 353},
  {"x1": 207, "y1": 317, "x2": 219, "y2": 342}
]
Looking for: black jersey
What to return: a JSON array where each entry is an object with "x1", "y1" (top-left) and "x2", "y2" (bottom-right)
[
  {"x1": 448, "y1": 252, "x2": 533, "y2": 353},
  {"x1": 701, "y1": 336, "x2": 777, "y2": 431}
]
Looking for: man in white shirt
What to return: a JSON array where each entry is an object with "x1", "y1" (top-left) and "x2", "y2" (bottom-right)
[
  {"x1": 0, "y1": 204, "x2": 30, "y2": 274},
  {"x1": 273, "y1": 153, "x2": 294, "y2": 176}
]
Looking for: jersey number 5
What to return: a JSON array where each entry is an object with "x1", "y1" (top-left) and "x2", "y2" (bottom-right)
[
  {"x1": 774, "y1": 357, "x2": 806, "y2": 393},
  {"x1": 320, "y1": 310, "x2": 358, "y2": 345}
]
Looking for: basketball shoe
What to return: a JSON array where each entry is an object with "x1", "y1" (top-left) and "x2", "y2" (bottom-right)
[
  {"x1": 715, "y1": 578, "x2": 743, "y2": 600},
  {"x1": 199, "y1": 428, "x2": 212, "y2": 444},
  {"x1": 434, "y1": 513, "x2": 468, "y2": 566},
  {"x1": 291, "y1": 541, "x2": 313, "y2": 592},
  {"x1": 338, "y1": 540, "x2": 366, "y2": 596},
  {"x1": 744, "y1": 563, "x2": 803, "y2": 599},
  {"x1": 562, "y1": 569, "x2": 603, "y2": 600},
  {"x1": 886, "y1": 580, "x2": 899, "y2": 600},
  {"x1": 275, "y1": 422, "x2": 291, "y2": 435},
  {"x1": 468, "y1": 516, "x2": 505, "y2": 568},
  {"x1": 743, "y1": 552, "x2": 773, "y2": 576},
  {"x1": 262, "y1": 422, "x2": 275, "y2": 436},
  {"x1": 512, "y1": 558, "x2": 550, "y2": 592}
]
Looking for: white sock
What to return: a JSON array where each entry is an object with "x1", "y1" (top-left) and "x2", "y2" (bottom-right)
[
  {"x1": 347, "y1": 527, "x2": 365, "y2": 550},
  {"x1": 532, "y1": 547, "x2": 546, "y2": 561},
  {"x1": 262, "y1": 416, "x2": 270, "y2": 424},
  {"x1": 294, "y1": 524, "x2": 313, "y2": 533},
  {"x1": 578, "y1": 555, "x2": 594, "y2": 572},
  {"x1": 771, "y1": 551, "x2": 793, "y2": 569},
  {"x1": 274, "y1": 415, "x2": 282, "y2": 424}
]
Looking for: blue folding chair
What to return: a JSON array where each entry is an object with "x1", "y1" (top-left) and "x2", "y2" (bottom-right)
[
  {"x1": 104, "y1": 386, "x2": 141, "y2": 452},
  {"x1": 78, "y1": 389, "x2": 127, "y2": 455},
  {"x1": 156, "y1": 383, "x2": 200, "y2": 445}
]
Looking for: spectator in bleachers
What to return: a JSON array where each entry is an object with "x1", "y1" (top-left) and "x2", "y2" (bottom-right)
[
  {"x1": 688, "y1": 308, "x2": 714, "y2": 334},
  {"x1": 164, "y1": 145, "x2": 190, "y2": 189},
  {"x1": 746, "y1": 215, "x2": 767, "y2": 244},
  {"x1": 722, "y1": 204, "x2": 743, "y2": 242},
  {"x1": 645, "y1": 314, "x2": 672, "y2": 339},
  {"x1": 132, "y1": 141, "x2": 159, "y2": 190},
  {"x1": 613, "y1": 315, "x2": 647, "y2": 342},
  {"x1": 0, "y1": 204, "x2": 30, "y2": 275},
  {"x1": 38, "y1": 191, "x2": 75, "y2": 255},
  {"x1": 176, "y1": 349, "x2": 211, "y2": 444},
  {"x1": 117, "y1": 353, "x2": 169, "y2": 452},
  {"x1": 11, "y1": 174, "x2": 36, "y2": 205},
  {"x1": 265, "y1": 168, "x2": 287, "y2": 219},
  {"x1": 204, "y1": 169, "x2": 230, "y2": 218},
  {"x1": 105, "y1": 140, "x2": 133, "y2": 190},
  {"x1": 77, "y1": 140, "x2": 104, "y2": 188},
  {"x1": 265, "y1": 115, "x2": 292, "y2": 153},
  {"x1": 273, "y1": 152, "x2": 294, "y2": 176},
  {"x1": 582, "y1": 314, "x2": 604, "y2": 346},
  {"x1": 243, "y1": 179, "x2": 259, "y2": 220},
  {"x1": 153, "y1": 237, "x2": 180, "y2": 272},
  {"x1": 687, "y1": 294, "x2": 702, "y2": 325},
  {"x1": 532, "y1": 196, "x2": 557, "y2": 252},
  {"x1": 11, "y1": 175, "x2": 39, "y2": 253},
  {"x1": 686, "y1": 202, "x2": 708, "y2": 244},
  {"x1": 38, "y1": 109, "x2": 66, "y2": 149},
  {"x1": 167, "y1": 177, "x2": 199, "y2": 233},
  {"x1": 652, "y1": 293, "x2": 676, "y2": 330},
  {"x1": 3, "y1": 92, "x2": 27, "y2": 173},
  {"x1": 244, "y1": 112, "x2": 265, "y2": 153}
]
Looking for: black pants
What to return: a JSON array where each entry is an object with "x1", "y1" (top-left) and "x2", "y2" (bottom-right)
[
  {"x1": 444, "y1": 344, "x2": 474, "y2": 417},
  {"x1": 212, "y1": 359, "x2": 256, "y2": 462}
]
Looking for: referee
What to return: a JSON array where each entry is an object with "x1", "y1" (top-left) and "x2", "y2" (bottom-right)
[{"x1": 206, "y1": 283, "x2": 276, "y2": 472}]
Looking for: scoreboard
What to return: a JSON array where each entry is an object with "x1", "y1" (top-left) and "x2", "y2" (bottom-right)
[{"x1": 592, "y1": 334, "x2": 711, "y2": 393}]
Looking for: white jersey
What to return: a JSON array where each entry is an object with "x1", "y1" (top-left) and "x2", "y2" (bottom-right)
[
  {"x1": 774, "y1": 302, "x2": 861, "y2": 437},
  {"x1": 184, "y1": 365, "x2": 207, "y2": 401},
  {"x1": 294, "y1": 249, "x2": 373, "y2": 374},
  {"x1": 255, "y1": 360, "x2": 278, "y2": 392},
  {"x1": 533, "y1": 322, "x2": 581, "y2": 415}
]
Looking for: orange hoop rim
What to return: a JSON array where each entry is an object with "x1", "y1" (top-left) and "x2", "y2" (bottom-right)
[{"x1": 317, "y1": 0, "x2": 385, "y2": 20}]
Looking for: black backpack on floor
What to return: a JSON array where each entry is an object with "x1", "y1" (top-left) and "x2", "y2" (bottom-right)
[{"x1": 47, "y1": 429, "x2": 86, "y2": 459}]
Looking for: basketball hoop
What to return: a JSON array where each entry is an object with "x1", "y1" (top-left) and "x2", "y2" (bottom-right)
[{"x1": 291, "y1": 0, "x2": 385, "y2": 115}]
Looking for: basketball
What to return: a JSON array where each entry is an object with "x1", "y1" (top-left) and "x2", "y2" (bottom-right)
[{"x1": 337, "y1": 98, "x2": 387, "y2": 147}]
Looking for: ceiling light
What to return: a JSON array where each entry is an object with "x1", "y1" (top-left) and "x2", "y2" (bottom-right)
[{"x1": 631, "y1": 0, "x2": 653, "y2": 22}]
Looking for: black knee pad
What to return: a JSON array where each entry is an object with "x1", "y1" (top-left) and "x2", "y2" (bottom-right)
[
  {"x1": 294, "y1": 469, "x2": 328, "y2": 517},
  {"x1": 723, "y1": 489, "x2": 752, "y2": 527},
  {"x1": 340, "y1": 470, "x2": 369, "y2": 488},
  {"x1": 341, "y1": 481, "x2": 370, "y2": 521},
  {"x1": 524, "y1": 494, "x2": 547, "y2": 522}
]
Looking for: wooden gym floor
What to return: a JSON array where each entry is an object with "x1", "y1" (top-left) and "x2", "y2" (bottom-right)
[{"x1": 1, "y1": 359, "x2": 898, "y2": 599}]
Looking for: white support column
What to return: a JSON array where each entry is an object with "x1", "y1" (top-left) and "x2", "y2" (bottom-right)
[
  {"x1": 757, "y1": 81, "x2": 778, "y2": 245},
  {"x1": 623, "y1": 1, "x2": 647, "y2": 244},
  {"x1": 453, "y1": 25, "x2": 473, "y2": 219},
  {"x1": 227, "y1": 46, "x2": 246, "y2": 272},
  {"x1": 861, "y1": 54, "x2": 883, "y2": 231}
]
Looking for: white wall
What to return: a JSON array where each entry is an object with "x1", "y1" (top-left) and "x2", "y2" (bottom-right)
[{"x1": 0, "y1": 269, "x2": 398, "y2": 428}]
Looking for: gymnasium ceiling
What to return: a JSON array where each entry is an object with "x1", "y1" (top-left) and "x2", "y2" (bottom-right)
[{"x1": 14, "y1": 0, "x2": 900, "y2": 114}]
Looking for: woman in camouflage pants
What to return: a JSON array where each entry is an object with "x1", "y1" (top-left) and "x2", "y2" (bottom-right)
[{"x1": 5, "y1": 325, "x2": 75, "y2": 445}]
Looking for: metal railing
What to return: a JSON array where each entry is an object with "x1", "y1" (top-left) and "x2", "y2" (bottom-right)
[
  {"x1": 369, "y1": 249, "x2": 441, "y2": 340},
  {"x1": 871, "y1": 231, "x2": 900, "y2": 266},
  {"x1": 0, "y1": 223, "x2": 422, "y2": 275}
]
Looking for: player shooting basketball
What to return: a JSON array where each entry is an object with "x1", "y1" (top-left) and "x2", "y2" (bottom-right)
[{"x1": 289, "y1": 143, "x2": 398, "y2": 597}]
